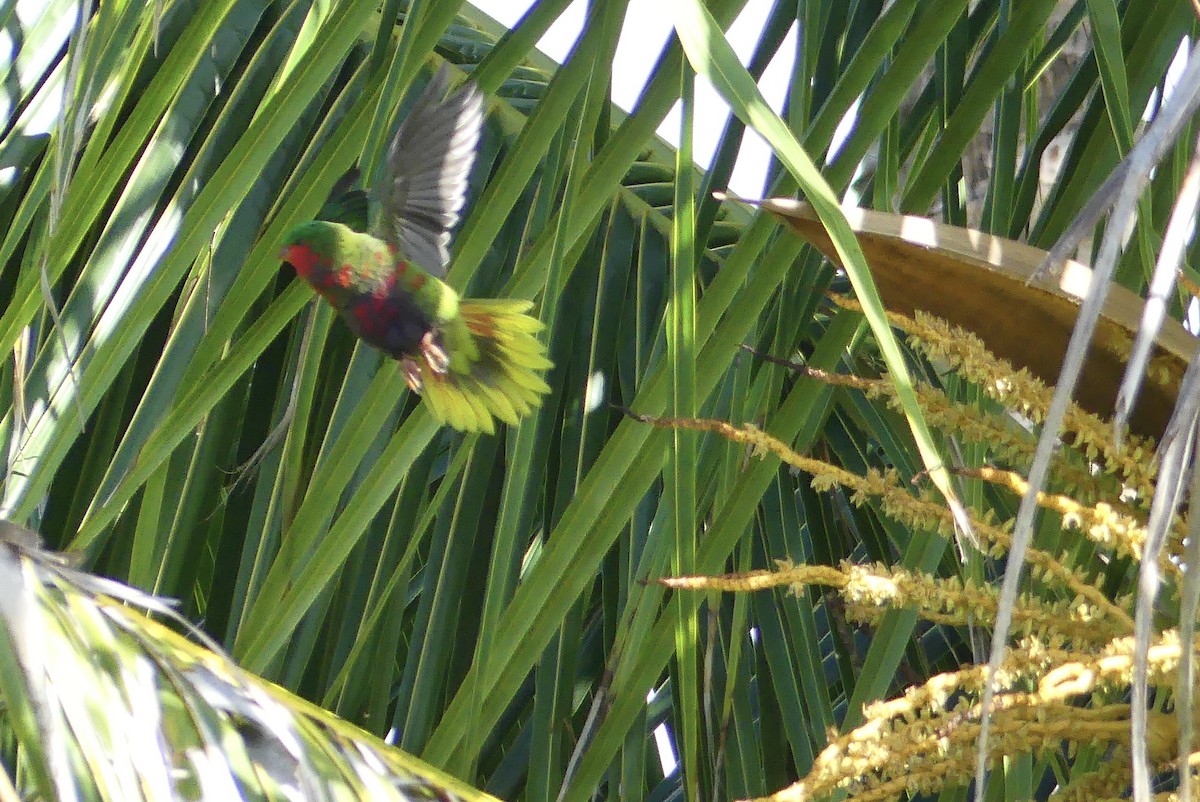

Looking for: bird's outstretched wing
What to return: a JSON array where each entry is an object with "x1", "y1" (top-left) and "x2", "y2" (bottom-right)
[{"x1": 379, "y1": 64, "x2": 484, "y2": 277}]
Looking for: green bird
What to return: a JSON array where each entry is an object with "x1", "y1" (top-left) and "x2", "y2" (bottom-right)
[{"x1": 280, "y1": 67, "x2": 551, "y2": 434}]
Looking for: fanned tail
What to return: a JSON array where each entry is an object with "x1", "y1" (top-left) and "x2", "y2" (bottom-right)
[{"x1": 418, "y1": 299, "x2": 553, "y2": 434}]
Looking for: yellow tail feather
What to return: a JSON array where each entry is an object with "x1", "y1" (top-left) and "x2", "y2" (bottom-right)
[{"x1": 418, "y1": 300, "x2": 552, "y2": 434}]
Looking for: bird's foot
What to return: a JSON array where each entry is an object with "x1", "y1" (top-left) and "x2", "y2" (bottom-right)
[
  {"x1": 420, "y1": 331, "x2": 450, "y2": 374},
  {"x1": 401, "y1": 357, "x2": 424, "y2": 394}
]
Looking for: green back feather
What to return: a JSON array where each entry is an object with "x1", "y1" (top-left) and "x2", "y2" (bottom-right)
[{"x1": 319, "y1": 188, "x2": 370, "y2": 232}]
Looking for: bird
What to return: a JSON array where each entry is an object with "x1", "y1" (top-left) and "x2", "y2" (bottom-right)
[{"x1": 279, "y1": 66, "x2": 552, "y2": 434}]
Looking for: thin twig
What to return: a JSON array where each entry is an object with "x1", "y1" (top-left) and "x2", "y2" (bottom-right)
[{"x1": 1113, "y1": 128, "x2": 1200, "y2": 447}]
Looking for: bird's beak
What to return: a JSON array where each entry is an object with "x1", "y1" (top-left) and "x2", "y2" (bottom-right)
[{"x1": 279, "y1": 246, "x2": 292, "y2": 263}]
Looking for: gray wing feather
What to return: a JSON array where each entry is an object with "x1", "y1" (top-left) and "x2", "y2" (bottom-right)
[{"x1": 381, "y1": 65, "x2": 484, "y2": 276}]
